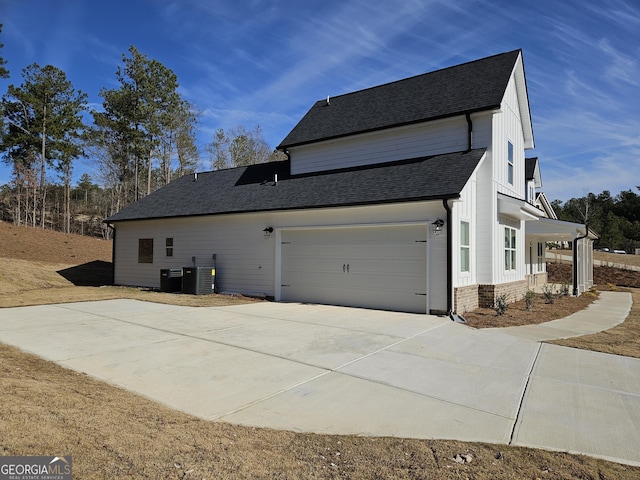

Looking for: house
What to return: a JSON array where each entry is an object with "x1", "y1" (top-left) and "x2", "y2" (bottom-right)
[{"x1": 105, "y1": 50, "x2": 595, "y2": 315}]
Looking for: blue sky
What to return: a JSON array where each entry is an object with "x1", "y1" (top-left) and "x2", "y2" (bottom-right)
[{"x1": 1, "y1": 0, "x2": 638, "y2": 202}]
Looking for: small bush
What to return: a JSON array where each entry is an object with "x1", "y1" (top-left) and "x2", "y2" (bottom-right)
[
  {"x1": 524, "y1": 290, "x2": 535, "y2": 311},
  {"x1": 493, "y1": 294, "x2": 509, "y2": 316},
  {"x1": 560, "y1": 282, "x2": 570, "y2": 297},
  {"x1": 607, "y1": 283, "x2": 618, "y2": 291},
  {"x1": 542, "y1": 284, "x2": 555, "y2": 304},
  {"x1": 585, "y1": 286, "x2": 599, "y2": 298}
]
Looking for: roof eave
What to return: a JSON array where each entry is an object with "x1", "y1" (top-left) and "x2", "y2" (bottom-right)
[
  {"x1": 512, "y1": 51, "x2": 535, "y2": 149},
  {"x1": 277, "y1": 107, "x2": 499, "y2": 151},
  {"x1": 105, "y1": 194, "x2": 463, "y2": 225}
]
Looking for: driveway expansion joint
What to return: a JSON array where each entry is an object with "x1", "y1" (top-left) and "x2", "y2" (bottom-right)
[{"x1": 509, "y1": 341, "x2": 542, "y2": 445}]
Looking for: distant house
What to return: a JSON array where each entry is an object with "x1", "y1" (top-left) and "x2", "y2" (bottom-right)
[{"x1": 105, "y1": 50, "x2": 595, "y2": 315}]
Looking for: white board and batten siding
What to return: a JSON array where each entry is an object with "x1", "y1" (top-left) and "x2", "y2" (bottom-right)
[
  {"x1": 289, "y1": 116, "x2": 469, "y2": 175},
  {"x1": 452, "y1": 172, "x2": 477, "y2": 288},
  {"x1": 493, "y1": 75, "x2": 527, "y2": 199},
  {"x1": 113, "y1": 201, "x2": 448, "y2": 314}
]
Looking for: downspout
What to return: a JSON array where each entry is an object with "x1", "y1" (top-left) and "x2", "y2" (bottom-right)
[
  {"x1": 108, "y1": 223, "x2": 116, "y2": 285},
  {"x1": 465, "y1": 113, "x2": 473, "y2": 152},
  {"x1": 443, "y1": 198, "x2": 453, "y2": 317},
  {"x1": 572, "y1": 225, "x2": 589, "y2": 296}
]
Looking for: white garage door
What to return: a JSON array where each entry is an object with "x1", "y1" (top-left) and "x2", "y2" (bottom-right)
[{"x1": 280, "y1": 225, "x2": 427, "y2": 313}]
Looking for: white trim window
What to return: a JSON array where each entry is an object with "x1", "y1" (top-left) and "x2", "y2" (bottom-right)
[
  {"x1": 504, "y1": 227, "x2": 516, "y2": 271},
  {"x1": 507, "y1": 141, "x2": 514, "y2": 185},
  {"x1": 537, "y1": 241, "x2": 544, "y2": 271},
  {"x1": 460, "y1": 221, "x2": 470, "y2": 272}
]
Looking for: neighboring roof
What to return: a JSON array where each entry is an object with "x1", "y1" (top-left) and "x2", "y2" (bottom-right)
[
  {"x1": 278, "y1": 50, "x2": 522, "y2": 149},
  {"x1": 525, "y1": 157, "x2": 542, "y2": 187},
  {"x1": 106, "y1": 148, "x2": 486, "y2": 223},
  {"x1": 535, "y1": 191, "x2": 558, "y2": 220}
]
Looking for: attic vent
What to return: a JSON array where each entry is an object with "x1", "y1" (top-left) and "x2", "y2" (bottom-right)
[{"x1": 325, "y1": 95, "x2": 330, "y2": 106}]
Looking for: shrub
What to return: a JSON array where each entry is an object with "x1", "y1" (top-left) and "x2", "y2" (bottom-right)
[
  {"x1": 559, "y1": 281, "x2": 570, "y2": 297},
  {"x1": 542, "y1": 284, "x2": 555, "y2": 304},
  {"x1": 524, "y1": 290, "x2": 535, "y2": 311},
  {"x1": 607, "y1": 283, "x2": 618, "y2": 291},
  {"x1": 493, "y1": 294, "x2": 509, "y2": 316}
]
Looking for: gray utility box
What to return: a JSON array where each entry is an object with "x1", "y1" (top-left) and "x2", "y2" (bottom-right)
[
  {"x1": 160, "y1": 268, "x2": 183, "y2": 293},
  {"x1": 182, "y1": 266, "x2": 216, "y2": 295}
]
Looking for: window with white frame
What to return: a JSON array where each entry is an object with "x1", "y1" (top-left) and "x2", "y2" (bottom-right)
[
  {"x1": 504, "y1": 227, "x2": 516, "y2": 270},
  {"x1": 537, "y1": 241, "x2": 544, "y2": 271},
  {"x1": 507, "y1": 141, "x2": 514, "y2": 185},
  {"x1": 460, "y1": 221, "x2": 470, "y2": 272}
]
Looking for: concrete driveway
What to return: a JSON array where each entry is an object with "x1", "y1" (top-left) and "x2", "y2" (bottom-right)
[{"x1": 1, "y1": 295, "x2": 638, "y2": 466}]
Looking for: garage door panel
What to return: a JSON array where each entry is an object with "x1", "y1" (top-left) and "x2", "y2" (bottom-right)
[{"x1": 281, "y1": 225, "x2": 427, "y2": 313}]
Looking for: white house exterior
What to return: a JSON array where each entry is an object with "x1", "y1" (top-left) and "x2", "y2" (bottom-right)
[{"x1": 106, "y1": 50, "x2": 595, "y2": 315}]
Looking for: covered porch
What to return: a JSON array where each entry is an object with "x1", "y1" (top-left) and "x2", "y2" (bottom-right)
[{"x1": 526, "y1": 218, "x2": 598, "y2": 295}]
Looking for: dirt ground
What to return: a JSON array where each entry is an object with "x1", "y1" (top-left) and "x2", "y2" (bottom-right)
[{"x1": 2, "y1": 223, "x2": 640, "y2": 478}]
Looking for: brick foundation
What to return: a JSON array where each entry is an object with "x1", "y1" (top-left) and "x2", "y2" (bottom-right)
[
  {"x1": 454, "y1": 284, "x2": 479, "y2": 313},
  {"x1": 454, "y1": 278, "x2": 546, "y2": 313},
  {"x1": 477, "y1": 280, "x2": 529, "y2": 308}
]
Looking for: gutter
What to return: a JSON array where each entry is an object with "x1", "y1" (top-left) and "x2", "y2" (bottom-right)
[{"x1": 572, "y1": 225, "x2": 589, "y2": 296}]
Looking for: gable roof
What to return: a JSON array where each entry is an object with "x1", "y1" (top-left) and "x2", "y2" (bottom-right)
[
  {"x1": 525, "y1": 157, "x2": 542, "y2": 187},
  {"x1": 278, "y1": 50, "x2": 522, "y2": 149},
  {"x1": 105, "y1": 148, "x2": 486, "y2": 223}
]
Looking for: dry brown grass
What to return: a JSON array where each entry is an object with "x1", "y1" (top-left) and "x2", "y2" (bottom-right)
[
  {"x1": 549, "y1": 287, "x2": 640, "y2": 357},
  {"x1": 2, "y1": 223, "x2": 640, "y2": 478}
]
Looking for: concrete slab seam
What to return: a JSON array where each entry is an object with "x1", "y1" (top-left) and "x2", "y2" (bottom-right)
[
  {"x1": 327, "y1": 368, "x2": 519, "y2": 421},
  {"x1": 81, "y1": 315, "x2": 335, "y2": 372},
  {"x1": 331, "y1": 322, "x2": 452, "y2": 371},
  {"x1": 54, "y1": 337, "x2": 183, "y2": 363},
  {"x1": 211, "y1": 303, "x2": 442, "y2": 338},
  {"x1": 509, "y1": 341, "x2": 543, "y2": 445},
  {"x1": 526, "y1": 367, "x2": 640, "y2": 397},
  {"x1": 210, "y1": 371, "x2": 332, "y2": 421}
]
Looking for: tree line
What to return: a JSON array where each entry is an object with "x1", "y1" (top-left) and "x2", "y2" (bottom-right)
[
  {"x1": 0, "y1": 26, "x2": 283, "y2": 237},
  {"x1": 552, "y1": 188, "x2": 640, "y2": 252}
]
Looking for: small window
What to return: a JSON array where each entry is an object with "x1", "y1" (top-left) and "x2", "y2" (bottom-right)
[
  {"x1": 138, "y1": 238, "x2": 154, "y2": 263},
  {"x1": 166, "y1": 237, "x2": 174, "y2": 257},
  {"x1": 504, "y1": 227, "x2": 516, "y2": 270},
  {"x1": 460, "y1": 221, "x2": 470, "y2": 272},
  {"x1": 507, "y1": 141, "x2": 514, "y2": 185},
  {"x1": 537, "y1": 242, "x2": 544, "y2": 270}
]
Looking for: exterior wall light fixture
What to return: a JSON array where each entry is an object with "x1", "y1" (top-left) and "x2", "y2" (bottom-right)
[
  {"x1": 432, "y1": 219, "x2": 444, "y2": 236},
  {"x1": 263, "y1": 227, "x2": 274, "y2": 238}
]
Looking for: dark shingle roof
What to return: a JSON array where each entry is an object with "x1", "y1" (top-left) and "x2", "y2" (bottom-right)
[
  {"x1": 105, "y1": 148, "x2": 486, "y2": 223},
  {"x1": 525, "y1": 157, "x2": 538, "y2": 180},
  {"x1": 278, "y1": 50, "x2": 521, "y2": 149}
]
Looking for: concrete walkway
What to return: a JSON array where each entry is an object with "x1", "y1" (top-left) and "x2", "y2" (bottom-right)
[
  {"x1": 490, "y1": 290, "x2": 633, "y2": 341},
  {"x1": 0, "y1": 291, "x2": 637, "y2": 466}
]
